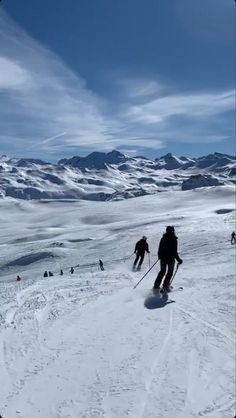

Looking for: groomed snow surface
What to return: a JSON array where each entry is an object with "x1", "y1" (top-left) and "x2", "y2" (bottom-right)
[{"x1": 0, "y1": 186, "x2": 235, "y2": 418}]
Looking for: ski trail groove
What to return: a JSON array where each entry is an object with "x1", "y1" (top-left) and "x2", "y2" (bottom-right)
[
  {"x1": 176, "y1": 305, "x2": 235, "y2": 344},
  {"x1": 139, "y1": 306, "x2": 174, "y2": 418}
]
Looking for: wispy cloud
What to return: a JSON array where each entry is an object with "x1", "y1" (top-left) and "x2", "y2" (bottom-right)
[
  {"x1": 126, "y1": 91, "x2": 234, "y2": 123},
  {"x1": 0, "y1": 10, "x2": 115, "y2": 156},
  {"x1": 0, "y1": 9, "x2": 234, "y2": 159},
  {"x1": 117, "y1": 77, "x2": 163, "y2": 99},
  {"x1": 41, "y1": 132, "x2": 67, "y2": 145},
  {"x1": 0, "y1": 56, "x2": 31, "y2": 90},
  {"x1": 117, "y1": 78, "x2": 234, "y2": 150}
]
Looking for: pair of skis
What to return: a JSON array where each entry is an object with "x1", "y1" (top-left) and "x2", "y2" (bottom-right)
[{"x1": 154, "y1": 286, "x2": 183, "y2": 294}]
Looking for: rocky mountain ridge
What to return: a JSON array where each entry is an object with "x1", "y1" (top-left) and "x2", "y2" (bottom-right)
[{"x1": 0, "y1": 151, "x2": 235, "y2": 201}]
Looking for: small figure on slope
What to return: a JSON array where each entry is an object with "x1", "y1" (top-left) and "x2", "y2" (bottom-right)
[
  {"x1": 153, "y1": 226, "x2": 183, "y2": 292},
  {"x1": 70, "y1": 267, "x2": 74, "y2": 274},
  {"x1": 16, "y1": 275, "x2": 21, "y2": 281},
  {"x1": 60, "y1": 269, "x2": 64, "y2": 275},
  {"x1": 99, "y1": 259, "x2": 104, "y2": 271},
  {"x1": 43, "y1": 271, "x2": 48, "y2": 278},
  {"x1": 48, "y1": 271, "x2": 54, "y2": 277},
  {"x1": 133, "y1": 236, "x2": 150, "y2": 271},
  {"x1": 231, "y1": 231, "x2": 236, "y2": 244}
]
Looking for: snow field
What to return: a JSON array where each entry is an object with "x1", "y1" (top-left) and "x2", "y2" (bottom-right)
[{"x1": 0, "y1": 186, "x2": 235, "y2": 417}]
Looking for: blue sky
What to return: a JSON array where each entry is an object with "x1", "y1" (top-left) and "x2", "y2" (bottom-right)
[{"x1": 0, "y1": 0, "x2": 235, "y2": 160}]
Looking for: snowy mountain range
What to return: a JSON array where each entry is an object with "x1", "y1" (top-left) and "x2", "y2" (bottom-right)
[{"x1": 0, "y1": 151, "x2": 235, "y2": 200}]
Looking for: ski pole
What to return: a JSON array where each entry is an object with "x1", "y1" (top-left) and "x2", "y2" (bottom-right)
[
  {"x1": 127, "y1": 253, "x2": 135, "y2": 259},
  {"x1": 133, "y1": 259, "x2": 159, "y2": 289},
  {"x1": 148, "y1": 253, "x2": 150, "y2": 268},
  {"x1": 122, "y1": 253, "x2": 134, "y2": 263},
  {"x1": 169, "y1": 263, "x2": 180, "y2": 286}
]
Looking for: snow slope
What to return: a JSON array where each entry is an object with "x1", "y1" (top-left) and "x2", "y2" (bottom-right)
[{"x1": 0, "y1": 186, "x2": 235, "y2": 418}]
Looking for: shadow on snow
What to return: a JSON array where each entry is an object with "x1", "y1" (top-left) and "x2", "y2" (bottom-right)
[{"x1": 144, "y1": 291, "x2": 175, "y2": 310}]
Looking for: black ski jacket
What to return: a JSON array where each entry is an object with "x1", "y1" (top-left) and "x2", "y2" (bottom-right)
[
  {"x1": 135, "y1": 239, "x2": 149, "y2": 255},
  {"x1": 158, "y1": 233, "x2": 181, "y2": 262}
]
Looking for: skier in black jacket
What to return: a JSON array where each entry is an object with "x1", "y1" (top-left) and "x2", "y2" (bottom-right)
[
  {"x1": 99, "y1": 259, "x2": 104, "y2": 271},
  {"x1": 153, "y1": 226, "x2": 182, "y2": 290},
  {"x1": 231, "y1": 231, "x2": 236, "y2": 244},
  {"x1": 133, "y1": 236, "x2": 150, "y2": 271}
]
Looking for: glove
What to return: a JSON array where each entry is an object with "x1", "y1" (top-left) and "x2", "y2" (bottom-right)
[{"x1": 178, "y1": 259, "x2": 183, "y2": 265}]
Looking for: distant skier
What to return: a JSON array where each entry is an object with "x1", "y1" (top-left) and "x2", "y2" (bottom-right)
[
  {"x1": 16, "y1": 275, "x2": 21, "y2": 281},
  {"x1": 153, "y1": 226, "x2": 183, "y2": 291},
  {"x1": 133, "y1": 236, "x2": 150, "y2": 271},
  {"x1": 99, "y1": 259, "x2": 104, "y2": 271},
  {"x1": 48, "y1": 271, "x2": 54, "y2": 277},
  {"x1": 70, "y1": 267, "x2": 74, "y2": 274},
  {"x1": 60, "y1": 269, "x2": 63, "y2": 275},
  {"x1": 231, "y1": 231, "x2": 236, "y2": 244},
  {"x1": 43, "y1": 271, "x2": 48, "y2": 278}
]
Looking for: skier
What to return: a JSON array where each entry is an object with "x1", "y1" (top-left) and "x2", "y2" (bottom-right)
[
  {"x1": 16, "y1": 275, "x2": 21, "y2": 281},
  {"x1": 99, "y1": 259, "x2": 104, "y2": 271},
  {"x1": 153, "y1": 226, "x2": 183, "y2": 291},
  {"x1": 133, "y1": 236, "x2": 150, "y2": 271},
  {"x1": 43, "y1": 271, "x2": 48, "y2": 278},
  {"x1": 60, "y1": 269, "x2": 63, "y2": 275},
  {"x1": 70, "y1": 267, "x2": 74, "y2": 274},
  {"x1": 231, "y1": 231, "x2": 236, "y2": 244},
  {"x1": 48, "y1": 271, "x2": 53, "y2": 277}
]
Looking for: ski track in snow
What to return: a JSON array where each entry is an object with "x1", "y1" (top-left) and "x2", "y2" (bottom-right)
[{"x1": 0, "y1": 188, "x2": 235, "y2": 418}]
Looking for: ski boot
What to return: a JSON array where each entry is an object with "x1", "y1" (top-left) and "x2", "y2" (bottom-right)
[
  {"x1": 161, "y1": 286, "x2": 173, "y2": 293},
  {"x1": 152, "y1": 286, "x2": 160, "y2": 295}
]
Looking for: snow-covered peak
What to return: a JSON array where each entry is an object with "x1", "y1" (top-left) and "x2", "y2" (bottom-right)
[
  {"x1": 179, "y1": 156, "x2": 196, "y2": 163},
  {"x1": 155, "y1": 153, "x2": 183, "y2": 170},
  {"x1": 59, "y1": 150, "x2": 127, "y2": 170},
  {"x1": 195, "y1": 152, "x2": 236, "y2": 170},
  {"x1": 0, "y1": 154, "x2": 9, "y2": 162},
  {"x1": 16, "y1": 158, "x2": 50, "y2": 167}
]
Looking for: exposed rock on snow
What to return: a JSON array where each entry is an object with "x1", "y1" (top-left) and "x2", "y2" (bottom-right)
[
  {"x1": 195, "y1": 152, "x2": 236, "y2": 171},
  {"x1": 182, "y1": 174, "x2": 223, "y2": 190},
  {"x1": 4, "y1": 251, "x2": 56, "y2": 268},
  {"x1": 229, "y1": 166, "x2": 236, "y2": 176},
  {"x1": 5, "y1": 187, "x2": 49, "y2": 200},
  {"x1": 215, "y1": 208, "x2": 235, "y2": 214},
  {"x1": 155, "y1": 153, "x2": 184, "y2": 169},
  {"x1": 59, "y1": 150, "x2": 127, "y2": 170},
  {"x1": 16, "y1": 158, "x2": 50, "y2": 167}
]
